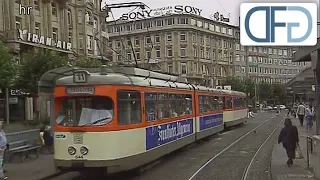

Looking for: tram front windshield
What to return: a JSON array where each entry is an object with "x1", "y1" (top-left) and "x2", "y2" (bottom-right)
[{"x1": 55, "y1": 96, "x2": 114, "y2": 127}]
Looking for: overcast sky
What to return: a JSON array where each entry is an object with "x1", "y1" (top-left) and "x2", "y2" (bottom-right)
[{"x1": 102, "y1": 0, "x2": 319, "y2": 26}]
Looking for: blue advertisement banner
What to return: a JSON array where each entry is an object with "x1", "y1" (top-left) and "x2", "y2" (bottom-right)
[
  {"x1": 199, "y1": 113, "x2": 223, "y2": 131},
  {"x1": 146, "y1": 118, "x2": 194, "y2": 150}
]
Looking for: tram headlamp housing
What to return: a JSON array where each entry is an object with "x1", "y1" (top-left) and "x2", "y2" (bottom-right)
[
  {"x1": 68, "y1": 146, "x2": 76, "y2": 155},
  {"x1": 80, "y1": 146, "x2": 89, "y2": 155}
]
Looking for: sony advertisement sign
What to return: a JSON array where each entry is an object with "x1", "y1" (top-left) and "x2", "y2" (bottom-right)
[
  {"x1": 121, "y1": 5, "x2": 202, "y2": 21},
  {"x1": 17, "y1": 29, "x2": 72, "y2": 51}
]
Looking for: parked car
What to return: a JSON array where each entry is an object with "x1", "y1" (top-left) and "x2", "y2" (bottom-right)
[
  {"x1": 266, "y1": 106, "x2": 273, "y2": 110},
  {"x1": 280, "y1": 105, "x2": 286, "y2": 110}
]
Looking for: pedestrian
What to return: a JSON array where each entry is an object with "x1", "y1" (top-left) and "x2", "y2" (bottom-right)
[
  {"x1": 296, "y1": 102, "x2": 306, "y2": 126},
  {"x1": 0, "y1": 120, "x2": 8, "y2": 180},
  {"x1": 305, "y1": 104, "x2": 315, "y2": 131},
  {"x1": 278, "y1": 118, "x2": 299, "y2": 167},
  {"x1": 287, "y1": 106, "x2": 292, "y2": 116}
]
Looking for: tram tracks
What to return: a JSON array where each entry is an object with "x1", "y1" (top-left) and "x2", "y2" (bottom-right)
[{"x1": 188, "y1": 114, "x2": 284, "y2": 180}]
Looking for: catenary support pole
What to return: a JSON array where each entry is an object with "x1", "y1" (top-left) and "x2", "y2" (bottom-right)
[{"x1": 5, "y1": 88, "x2": 9, "y2": 125}]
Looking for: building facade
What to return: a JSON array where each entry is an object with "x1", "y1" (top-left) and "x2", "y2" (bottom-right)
[
  {"x1": 106, "y1": 13, "x2": 308, "y2": 86},
  {"x1": 0, "y1": 0, "x2": 109, "y2": 121},
  {"x1": 107, "y1": 14, "x2": 237, "y2": 87},
  {"x1": 234, "y1": 45, "x2": 310, "y2": 84}
]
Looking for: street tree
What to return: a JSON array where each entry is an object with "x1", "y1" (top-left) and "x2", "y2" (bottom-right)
[
  {"x1": 243, "y1": 77, "x2": 256, "y2": 99},
  {"x1": 72, "y1": 56, "x2": 102, "y2": 68},
  {"x1": 0, "y1": 41, "x2": 18, "y2": 88},
  {"x1": 16, "y1": 49, "x2": 68, "y2": 94},
  {"x1": 272, "y1": 83, "x2": 287, "y2": 104},
  {"x1": 222, "y1": 77, "x2": 246, "y2": 92},
  {"x1": 258, "y1": 82, "x2": 273, "y2": 101}
]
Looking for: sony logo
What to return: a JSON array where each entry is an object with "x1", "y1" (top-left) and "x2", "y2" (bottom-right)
[{"x1": 120, "y1": 5, "x2": 202, "y2": 21}]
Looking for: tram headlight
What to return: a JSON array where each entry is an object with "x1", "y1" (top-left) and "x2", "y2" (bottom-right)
[
  {"x1": 68, "y1": 146, "x2": 76, "y2": 155},
  {"x1": 80, "y1": 146, "x2": 89, "y2": 155}
]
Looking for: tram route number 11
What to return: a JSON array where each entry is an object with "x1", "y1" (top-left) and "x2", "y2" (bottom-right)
[{"x1": 73, "y1": 72, "x2": 87, "y2": 83}]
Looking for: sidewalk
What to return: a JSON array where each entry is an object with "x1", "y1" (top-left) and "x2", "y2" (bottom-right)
[
  {"x1": 271, "y1": 116, "x2": 317, "y2": 180},
  {"x1": 4, "y1": 154, "x2": 57, "y2": 180}
]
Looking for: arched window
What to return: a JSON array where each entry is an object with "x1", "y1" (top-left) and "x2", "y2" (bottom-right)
[
  {"x1": 86, "y1": 11, "x2": 91, "y2": 23},
  {"x1": 78, "y1": 10, "x2": 82, "y2": 24},
  {"x1": 67, "y1": 9, "x2": 72, "y2": 25},
  {"x1": 93, "y1": 17, "x2": 98, "y2": 29}
]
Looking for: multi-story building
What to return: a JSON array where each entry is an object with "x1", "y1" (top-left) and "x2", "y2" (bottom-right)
[
  {"x1": 0, "y1": 0, "x2": 109, "y2": 121},
  {"x1": 234, "y1": 45, "x2": 310, "y2": 84},
  {"x1": 106, "y1": 14, "x2": 238, "y2": 87},
  {"x1": 106, "y1": 13, "x2": 308, "y2": 86}
]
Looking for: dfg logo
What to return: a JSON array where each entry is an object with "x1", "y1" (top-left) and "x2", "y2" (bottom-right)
[{"x1": 240, "y1": 3, "x2": 317, "y2": 46}]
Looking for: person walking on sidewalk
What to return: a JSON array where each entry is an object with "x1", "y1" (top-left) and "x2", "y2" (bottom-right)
[
  {"x1": 278, "y1": 118, "x2": 299, "y2": 167},
  {"x1": 296, "y1": 102, "x2": 306, "y2": 126},
  {"x1": 305, "y1": 104, "x2": 315, "y2": 131},
  {"x1": 0, "y1": 120, "x2": 8, "y2": 180}
]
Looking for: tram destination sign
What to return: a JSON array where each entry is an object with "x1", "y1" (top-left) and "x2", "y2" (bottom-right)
[
  {"x1": 120, "y1": 5, "x2": 202, "y2": 21},
  {"x1": 66, "y1": 87, "x2": 95, "y2": 95}
]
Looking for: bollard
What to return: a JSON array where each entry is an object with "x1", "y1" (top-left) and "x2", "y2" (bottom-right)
[{"x1": 306, "y1": 136, "x2": 314, "y2": 168}]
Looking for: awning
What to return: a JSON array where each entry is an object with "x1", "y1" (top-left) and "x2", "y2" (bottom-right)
[
  {"x1": 292, "y1": 38, "x2": 320, "y2": 62},
  {"x1": 286, "y1": 66, "x2": 315, "y2": 94}
]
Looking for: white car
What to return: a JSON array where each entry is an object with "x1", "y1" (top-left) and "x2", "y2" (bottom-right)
[{"x1": 280, "y1": 105, "x2": 286, "y2": 110}]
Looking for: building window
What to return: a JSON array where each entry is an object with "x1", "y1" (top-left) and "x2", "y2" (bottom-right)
[
  {"x1": 156, "y1": 20, "x2": 163, "y2": 26},
  {"x1": 135, "y1": 37, "x2": 140, "y2": 46},
  {"x1": 168, "y1": 64, "x2": 173, "y2": 73},
  {"x1": 181, "y1": 48, "x2": 186, "y2": 57},
  {"x1": 181, "y1": 63, "x2": 187, "y2": 74},
  {"x1": 51, "y1": 3, "x2": 57, "y2": 16},
  {"x1": 86, "y1": 11, "x2": 92, "y2": 24},
  {"x1": 236, "y1": 55, "x2": 240, "y2": 61},
  {"x1": 94, "y1": 17, "x2": 98, "y2": 29},
  {"x1": 127, "y1": 53, "x2": 131, "y2": 60},
  {"x1": 236, "y1": 43, "x2": 240, "y2": 50},
  {"x1": 178, "y1": 18, "x2": 188, "y2": 24},
  {"x1": 180, "y1": 32, "x2": 186, "y2": 41},
  {"x1": 145, "y1": 36, "x2": 151, "y2": 44},
  {"x1": 68, "y1": 32, "x2": 72, "y2": 43},
  {"x1": 192, "y1": 34, "x2": 196, "y2": 42},
  {"x1": 87, "y1": 35, "x2": 93, "y2": 50},
  {"x1": 135, "y1": 51, "x2": 140, "y2": 60},
  {"x1": 166, "y1": 18, "x2": 174, "y2": 25},
  {"x1": 34, "y1": 0, "x2": 39, "y2": 10},
  {"x1": 156, "y1": 48, "x2": 161, "y2": 58},
  {"x1": 155, "y1": 35, "x2": 160, "y2": 43},
  {"x1": 35, "y1": 22, "x2": 40, "y2": 35},
  {"x1": 79, "y1": 35, "x2": 83, "y2": 49},
  {"x1": 15, "y1": 17, "x2": 21, "y2": 29},
  {"x1": 78, "y1": 10, "x2": 83, "y2": 24},
  {"x1": 167, "y1": 48, "x2": 172, "y2": 57},
  {"x1": 167, "y1": 34, "x2": 172, "y2": 42},
  {"x1": 67, "y1": 9, "x2": 72, "y2": 25},
  {"x1": 52, "y1": 28, "x2": 58, "y2": 42},
  {"x1": 146, "y1": 50, "x2": 151, "y2": 59}
]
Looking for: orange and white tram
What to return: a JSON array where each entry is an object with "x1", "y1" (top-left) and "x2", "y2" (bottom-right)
[{"x1": 53, "y1": 66, "x2": 247, "y2": 173}]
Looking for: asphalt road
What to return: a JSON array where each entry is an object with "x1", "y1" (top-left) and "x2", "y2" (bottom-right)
[{"x1": 47, "y1": 112, "x2": 283, "y2": 180}]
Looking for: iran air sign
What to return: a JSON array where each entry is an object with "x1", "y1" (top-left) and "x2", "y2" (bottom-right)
[{"x1": 121, "y1": 5, "x2": 202, "y2": 20}]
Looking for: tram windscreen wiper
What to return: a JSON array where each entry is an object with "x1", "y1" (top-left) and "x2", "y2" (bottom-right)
[{"x1": 79, "y1": 117, "x2": 111, "y2": 127}]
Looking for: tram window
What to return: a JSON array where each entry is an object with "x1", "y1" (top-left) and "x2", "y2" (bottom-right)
[
  {"x1": 55, "y1": 96, "x2": 114, "y2": 127},
  {"x1": 169, "y1": 94, "x2": 179, "y2": 117},
  {"x1": 117, "y1": 90, "x2": 142, "y2": 125},
  {"x1": 158, "y1": 93, "x2": 169, "y2": 119},
  {"x1": 184, "y1": 94, "x2": 193, "y2": 115},
  {"x1": 234, "y1": 97, "x2": 242, "y2": 109},
  {"x1": 145, "y1": 92, "x2": 158, "y2": 122},
  {"x1": 225, "y1": 97, "x2": 232, "y2": 109},
  {"x1": 199, "y1": 95, "x2": 205, "y2": 113}
]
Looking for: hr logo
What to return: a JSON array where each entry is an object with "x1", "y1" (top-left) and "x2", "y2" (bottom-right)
[{"x1": 240, "y1": 3, "x2": 317, "y2": 46}]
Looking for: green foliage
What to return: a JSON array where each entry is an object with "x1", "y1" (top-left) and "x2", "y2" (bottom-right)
[
  {"x1": 222, "y1": 77, "x2": 246, "y2": 92},
  {"x1": 72, "y1": 56, "x2": 102, "y2": 68},
  {"x1": 258, "y1": 82, "x2": 273, "y2": 101},
  {"x1": 0, "y1": 41, "x2": 18, "y2": 88},
  {"x1": 272, "y1": 83, "x2": 287, "y2": 103},
  {"x1": 16, "y1": 49, "x2": 68, "y2": 94}
]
